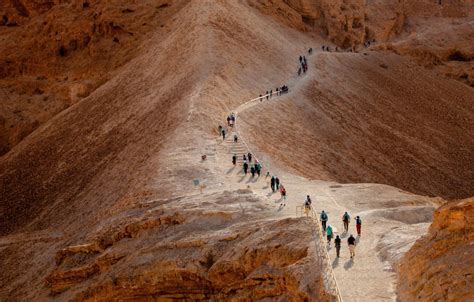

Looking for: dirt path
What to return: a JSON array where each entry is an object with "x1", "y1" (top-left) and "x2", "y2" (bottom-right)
[{"x1": 211, "y1": 50, "x2": 436, "y2": 301}]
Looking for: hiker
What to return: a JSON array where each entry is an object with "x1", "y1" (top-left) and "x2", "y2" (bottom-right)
[
  {"x1": 276, "y1": 87, "x2": 279, "y2": 96},
  {"x1": 243, "y1": 162, "x2": 249, "y2": 174},
  {"x1": 342, "y1": 212, "x2": 350, "y2": 232},
  {"x1": 335, "y1": 235, "x2": 341, "y2": 257},
  {"x1": 299, "y1": 55, "x2": 302, "y2": 63},
  {"x1": 221, "y1": 128, "x2": 226, "y2": 140},
  {"x1": 303, "y1": 56, "x2": 306, "y2": 64},
  {"x1": 305, "y1": 195, "x2": 312, "y2": 205},
  {"x1": 280, "y1": 185, "x2": 287, "y2": 206},
  {"x1": 326, "y1": 224, "x2": 333, "y2": 245},
  {"x1": 266, "y1": 91, "x2": 269, "y2": 100},
  {"x1": 348, "y1": 234, "x2": 356, "y2": 258},
  {"x1": 320, "y1": 210, "x2": 328, "y2": 231},
  {"x1": 234, "y1": 134, "x2": 238, "y2": 143},
  {"x1": 247, "y1": 152, "x2": 252, "y2": 162},
  {"x1": 265, "y1": 171, "x2": 270, "y2": 180},
  {"x1": 218, "y1": 125, "x2": 222, "y2": 136},
  {"x1": 243, "y1": 154, "x2": 247, "y2": 161},
  {"x1": 232, "y1": 154, "x2": 237, "y2": 165},
  {"x1": 270, "y1": 89, "x2": 272, "y2": 98},
  {"x1": 271, "y1": 176, "x2": 276, "y2": 192},
  {"x1": 275, "y1": 177, "x2": 280, "y2": 190},
  {"x1": 321, "y1": 45, "x2": 325, "y2": 51},
  {"x1": 355, "y1": 216, "x2": 362, "y2": 236},
  {"x1": 259, "y1": 94, "x2": 262, "y2": 102},
  {"x1": 255, "y1": 162, "x2": 262, "y2": 176},
  {"x1": 298, "y1": 67, "x2": 302, "y2": 76},
  {"x1": 304, "y1": 199, "x2": 311, "y2": 216},
  {"x1": 250, "y1": 166, "x2": 256, "y2": 178}
]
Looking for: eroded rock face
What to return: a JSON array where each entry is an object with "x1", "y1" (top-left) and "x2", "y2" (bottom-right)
[
  {"x1": 0, "y1": 0, "x2": 187, "y2": 155},
  {"x1": 397, "y1": 198, "x2": 474, "y2": 301},
  {"x1": 41, "y1": 190, "x2": 332, "y2": 301}
]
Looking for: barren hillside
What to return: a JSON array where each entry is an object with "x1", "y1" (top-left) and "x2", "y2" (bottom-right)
[
  {"x1": 239, "y1": 51, "x2": 474, "y2": 199},
  {"x1": 0, "y1": 0, "x2": 473, "y2": 301}
]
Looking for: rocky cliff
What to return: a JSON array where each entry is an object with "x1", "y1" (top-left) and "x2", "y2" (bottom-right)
[{"x1": 397, "y1": 198, "x2": 474, "y2": 301}]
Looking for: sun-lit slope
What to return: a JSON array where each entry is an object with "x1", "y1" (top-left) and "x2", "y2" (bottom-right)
[
  {"x1": 397, "y1": 197, "x2": 474, "y2": 301},
  {"x1": 240, "y1": 51, "x2": 474, "y2": 199},
  {"x1": 0, "y1": 1, "x2": 333, "y2": 301}
]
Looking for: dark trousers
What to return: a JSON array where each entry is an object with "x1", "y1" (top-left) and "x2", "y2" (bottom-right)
[
  {"x1": 322, "y1": 221, "x2": 327, "y2": 231},
  {"x1": 344, "y1": 221, "x2": 349, "y2": 232},
  {"x1": 336, "y1": 246, "x2": 341, "y2": 257}
]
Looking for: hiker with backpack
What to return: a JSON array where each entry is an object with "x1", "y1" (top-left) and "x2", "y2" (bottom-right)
[
  {"x1": 320, "y1": 210, "x2": 328, "y2": 231},
  {"x1": 326, "y1": 225, "x2": 333, "y2": 245},
  {"x1": 348, "y1": 234, "x2": 356, "y2": 258},
  {"x1": 342, "y1": 211, "x2": 350, "y2": 233},
  {"x1": 355, "y1": 216, "x2": 362, "y2": 236}
]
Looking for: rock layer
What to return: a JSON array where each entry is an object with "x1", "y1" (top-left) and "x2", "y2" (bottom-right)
[{"x1": 397, "y1": 198, "x2": 474, "y2": 301}]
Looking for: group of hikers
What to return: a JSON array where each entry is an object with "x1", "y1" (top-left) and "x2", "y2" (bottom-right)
[
  {"x1": 258, "y1": 85, "x2": 289, "y2": 101},
  {"x1": 226, "y1": 113, "x2": 236, "y2": 127},
  {"x1": 218, "y1": 45, "x2": 367, "y2": 261},
  {"x1": 321, "y1": 209, "x2": 362, "y2": 258},
  {"x1": 298, "y1": 55, "x2": 308, "y2": 75},
  {"x1": 235, "y1": 152, "x2": 263, "y2": 179}
]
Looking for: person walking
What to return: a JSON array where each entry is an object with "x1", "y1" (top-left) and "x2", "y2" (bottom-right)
[
  {"x1": 265, "y1": 171, "x2": 270, "y2": 180},
  {"x1": 280, "y1": 185, "x2": 287, "y2": 206},
  {"x1": 342, "y1": 211, "x2": 350, "y2": 233},
  {"x1": 299, "y1": 55, "x2": 302, "y2": 63},
  {"x1": 348, "y1": 234, "x2": 356, "y2": 258},
  {"x1": 298, "y1": 67, "x2": 302, "y2": 76},
  {"x1": 305, "y1": 195, "x2": 312, "y2": 205},
  {"x1": 304, "y1": 199, "x2": 311, "y2": 217},
  {"x1": 247, "y1": 152, "x2": 252, "y2": 162},
  {"x1": 326, "y1": 224, "x2": 333, "y2": 245},
  {"x1": 276, "y1": 87, "x2": 279, "y2": 96},
  {"x1": 243, "y1": 162, "x2": 249, "y2": 175},
  {"x1": 266, "y1": 91, "x2": 269, "y2": 100},
  {"x1": 243, "y1": 154, "x2": 247, "y2": 162},
  {"x1": 221, "y1": 128, "x2": 226, "y2": 140},
  {"x1": 355, "y1": 216, "x2": 362, "y2": 236},
  {"x1": 233, "y1": 134, "x2": 238, "y2": 143},
  {"x1": 271, "y1": 176, "x2": 276, "y2": 192},
  {"x1": 320, "y1": 210, "x2": 328, "y2": 231},
  {"x1": 255, "y1": 162, "x2": 261, "y2": 177},
  {"x1": 335, "y1": 235, "x2": 341, "y2": 258},
  {"x1": 232, "y1": 154, "x2": 237, "y2": 166},
  {"x1": 218, "y1": 125, "x2": 222, "y2": 136},
  {"x1": 270, "y1": 89, "x2": 272, "y2": 98},
  {"x1": 250, "y1": 166, "x2": 256, "y2": 178},
  {"x1": 275, "y1": 177, "x2": 280, "y2": 190}
]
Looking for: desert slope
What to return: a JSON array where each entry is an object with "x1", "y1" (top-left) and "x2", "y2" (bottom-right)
[{"x1": 239, "y1": 51, "x2": 474, "y2": 199}]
